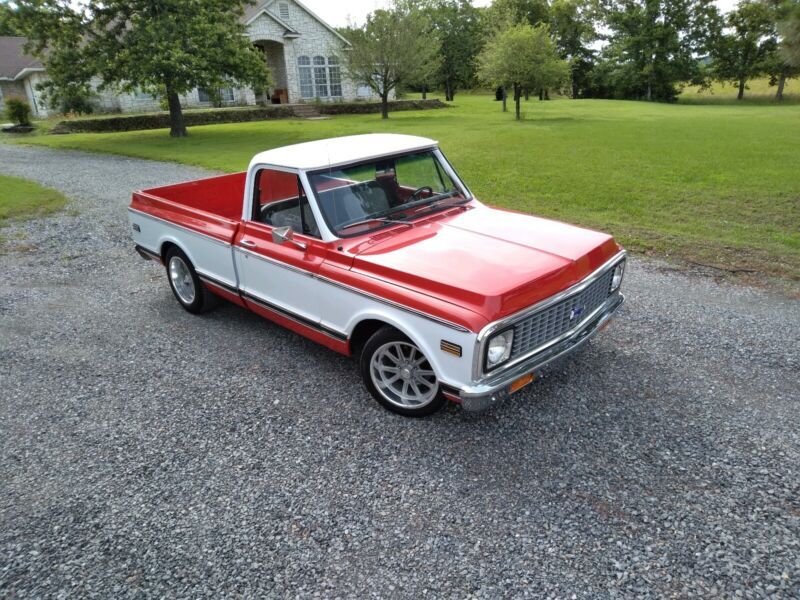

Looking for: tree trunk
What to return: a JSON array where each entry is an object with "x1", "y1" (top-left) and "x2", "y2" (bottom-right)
[
  {"x1": 544, "y1": 89, "x2": 550, "y2": 101},
  {"x1": 524, "y1": 89, "x2": 529, "y2": 101},
  {"x1": 167, "y1": 89, "x2": 187, "y2": 137},
  {"x1": 775, "y1": 73, "x2": 786, "y2": 101},
  {"x1": 646, "y1": 81, "x2": 652, "y2": 102},
  {"x1": 422, "y1": 86, "x2": 427, "y2": 100},
  {"x1": 381, "y1": 93, "x2": 389, "y2": 119},
  {"x1": 445, "y1": 81, "x2": 454, "y2": 102},
  {"x1": 737, "y1": 78, "x2": 745, "y2": 100},
  {"x1": 502, "y1": 87, "x2": 507, "y2": 112},
  {"x1": 538, "y1": 88, "x2": 544, "y2": 101},
  {"x1": 514, "y1": 84, "x2": 521, "y2": 120},
  {"x1": 572, "y1": 81, "x2": 579, "y2": 99}
]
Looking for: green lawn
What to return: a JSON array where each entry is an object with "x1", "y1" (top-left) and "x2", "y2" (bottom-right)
[
  {"x1": 0, "y1": 175, "x2": 69, "y2": 238},
  {"x1": 15, "y1": 95, "x2": 800, "y2": 279},
  {"x1": 680, "y1": 77, "x2": 800, "y2": 104}
]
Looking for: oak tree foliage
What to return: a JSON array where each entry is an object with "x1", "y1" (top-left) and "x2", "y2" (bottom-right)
[
  {"x1": 13, "y1": 0, "x2": 270, "y2": 136},
  {"x1": 477, "y1": 23, "x2": 570, "y2": 119}
]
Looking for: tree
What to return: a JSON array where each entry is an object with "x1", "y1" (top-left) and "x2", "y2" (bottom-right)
[
  {"x1": 484, "y1": 0, "x2": 551, "y2": 32},
  {"x1": 765, "y1": 0, "x2": 800, "y2": 99},
  {"x1": 778, "y1": 0, "x2": 800, "y2": 66},
  {"x1": 597, "y1": 0, "x2": 722, "y2": 102},
  {"x1": 0, "y1": 3, "x2": 22, "y2": 35},
  {"x1": 549, "y1": 0, "x2": 597, "y2": 98},
  {"x1": 14, "y1": 0, "x2": 270, "y2": 136},
  {"x1": 401, "y1": 0, "x2": 483, "y2": 101},
  {"x1": 342, "y1": 7, "x2": 441, "y2": 119},
  {"x1": 477, "y1": 23, "x2": 570, "y2": 119},
  {"x1": 712, "y1": 1, "x2": 775, "y2": 100}
]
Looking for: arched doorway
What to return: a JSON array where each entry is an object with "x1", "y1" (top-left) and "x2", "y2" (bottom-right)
[{"x1": 254, "y1": 40, "x2": 289, "y2": 104}]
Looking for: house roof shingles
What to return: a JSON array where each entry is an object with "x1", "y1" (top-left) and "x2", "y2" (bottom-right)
[{"x1": 0, "y1": 36, "x2": 43, "y2": 81}]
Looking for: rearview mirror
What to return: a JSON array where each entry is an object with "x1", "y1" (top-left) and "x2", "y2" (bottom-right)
[{"x1": 272, "y1": 226, "x2": 307, "y2": 250}]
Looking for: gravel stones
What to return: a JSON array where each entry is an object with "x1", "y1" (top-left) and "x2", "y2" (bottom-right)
[{"x1": 1, "y1": 144, "x2": 798, "y2": 598}]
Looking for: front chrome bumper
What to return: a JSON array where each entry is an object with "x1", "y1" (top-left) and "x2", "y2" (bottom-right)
[{"x1": 456, "y1": 293, "x2": 625, "y2": 412}]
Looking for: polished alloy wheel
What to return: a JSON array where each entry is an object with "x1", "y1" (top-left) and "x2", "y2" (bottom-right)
[
  {"x1": 369, "y1": 341, "x2": 438, "y2": 408},
  {"x1": 169, "y1": 256, "x2": 196, "y2": 304}
]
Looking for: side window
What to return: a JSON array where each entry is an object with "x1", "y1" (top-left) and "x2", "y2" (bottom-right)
[{"x1": 253, "y1": 169, "x2": 320, "y2": 239}]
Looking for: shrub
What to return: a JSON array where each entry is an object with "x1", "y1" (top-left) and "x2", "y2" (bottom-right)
[
  {"x1": 49, "y1": 99, "x2": 450, "y2": 134},
  {"x1": 59, "y1": 90, "x2": 97, "y2": 116},
  {"x1": 5, "y1": 98, "x2": 32, "y2": 126}
]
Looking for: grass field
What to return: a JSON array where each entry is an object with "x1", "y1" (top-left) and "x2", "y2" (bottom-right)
[
  {"x1": 0, "y1": 175, "x2": 69, "y2": 240},
  {"x1": 14, "y1": 94, "x2": 800, "y2": 279},
  {"x1": 680, "y1": 77, "x2": 800, "y2": 104}
]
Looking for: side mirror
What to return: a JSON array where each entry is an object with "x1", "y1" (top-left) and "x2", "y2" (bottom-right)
[{"x1": 271, "y1": 226, "x2": 307, "y2": 250}]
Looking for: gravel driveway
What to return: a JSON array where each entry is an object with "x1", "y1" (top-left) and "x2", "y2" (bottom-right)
[{"x1": 1, "y1": 144, "x2": 798, "y2": 598}]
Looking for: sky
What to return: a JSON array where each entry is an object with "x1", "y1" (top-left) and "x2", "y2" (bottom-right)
[{"x1": 300, "y1": 0, "x2": 739, "y2": 28}]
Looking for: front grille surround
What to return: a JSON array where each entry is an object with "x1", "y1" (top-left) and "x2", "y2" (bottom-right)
[
  {"x1": 510, "y1": 268, "x2": 615, "y2": 360},
  {"x1": 472, "y1": 252, "x2": 626, "y2": 380}
]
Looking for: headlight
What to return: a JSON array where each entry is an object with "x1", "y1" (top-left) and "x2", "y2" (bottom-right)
[
  {"x1": 611, "y1": 261, "x2": 625, "y2": 291},
  {"x1": 486, "y1": 329, "x2": 514, "y2": 369}
]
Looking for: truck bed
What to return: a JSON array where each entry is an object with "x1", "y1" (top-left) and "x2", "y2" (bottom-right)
[{"x1": 131, "y1": 173, "x2": 247, "y2": 244}]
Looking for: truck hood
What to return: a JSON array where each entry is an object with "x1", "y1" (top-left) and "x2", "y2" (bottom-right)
[{"x1": 349, "y1": 204, "x2": 621, "y2": 322}]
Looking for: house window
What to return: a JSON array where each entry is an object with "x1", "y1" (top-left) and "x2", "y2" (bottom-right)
[
  {"x1": 219, "y1": 88, "x2": 235, "y2": 103},
  {"x1": 298, "y1": 55, "x2": 343, "y2": 99},
  {"x1": 313, "y1": 56, "x2": 328, "y2": 98},
  {"x1": 328, "y1": 56, "x2": 342, "y2": 98},
  {"x1": 198, "y1": 87, "x2": 235, "y2": 104},
  {"x1": 298, "y1": 56, "x2": 314, "y2": 99},
  {"x1": 278, "y1": 2, "x2": 290, "y2": 21}
]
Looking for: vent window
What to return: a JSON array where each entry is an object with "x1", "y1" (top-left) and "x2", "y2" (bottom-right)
[{"x1": 279, "y1": 2, "x2": 289, "y2": 21}]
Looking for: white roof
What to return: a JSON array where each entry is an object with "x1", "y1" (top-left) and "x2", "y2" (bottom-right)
[{"x1": 249, "y1": 134, "x2": 439, "y2": 171}]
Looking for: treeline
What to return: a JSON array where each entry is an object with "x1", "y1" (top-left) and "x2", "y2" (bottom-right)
[{"x1": 343, "y1": 0, "x2": 800, "y2": 109}]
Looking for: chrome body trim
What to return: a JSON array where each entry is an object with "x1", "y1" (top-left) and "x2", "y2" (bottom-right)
[
  {"x1": 314, "y1": 273, "x2": 471, "y2": 333},
  {"x1": 460, "y1": 293, "x2": 624, "y2": 411},
  {"x1": 128, "y1": 207, "x2": 232, "y2": 248},
  {"x1": 472, "y1": 250, "x2": 627, "y2": 380},
  {"x1": 235, "y1": 245, "x2": 470, "y2": 332}
]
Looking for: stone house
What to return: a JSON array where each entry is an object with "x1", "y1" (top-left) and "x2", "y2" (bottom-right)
[
  {"x1": 0, "y1": 0, "x2": 379, "y2": 118},
  {"x1": 0, "y1": 36, "x2": 48, "y2": 118}
]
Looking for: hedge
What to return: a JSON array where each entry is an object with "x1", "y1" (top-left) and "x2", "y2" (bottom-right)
[
  {"x1": 50, "y1": 99, "x2": 450, "y2": 134},
  {"x1": 51, "y1": 105, "x2": 296, "y2": 134},
  {"x1": 317, "y1": 99, "x2": 449, "y2": 115}
]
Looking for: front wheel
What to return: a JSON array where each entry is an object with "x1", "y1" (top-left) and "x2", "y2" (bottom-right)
[{"x1": 360, "y1": 327, "x2": 445, "y2": 417}]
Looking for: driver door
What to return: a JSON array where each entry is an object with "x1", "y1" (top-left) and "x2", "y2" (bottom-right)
[{"x1": 235, "y1": 168, "x2": 326, "y2": 325}]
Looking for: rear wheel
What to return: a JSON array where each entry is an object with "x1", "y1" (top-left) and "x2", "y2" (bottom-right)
[
  {"x1": 360, "y1": 327, "x2": 445, "y2": 417},
  {"x1": 165, "y1": 247, "x2": 219, "y2": 314}
]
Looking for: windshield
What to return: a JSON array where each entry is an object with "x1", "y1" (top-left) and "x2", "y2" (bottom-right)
[{"x1": 307, "y1": 151, "x2": 468, "y2": 237}]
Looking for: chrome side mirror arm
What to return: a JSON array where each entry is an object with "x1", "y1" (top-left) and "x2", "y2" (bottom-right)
[{"x1": 271, "y1": 226, "x2": 308, "y2": 250}]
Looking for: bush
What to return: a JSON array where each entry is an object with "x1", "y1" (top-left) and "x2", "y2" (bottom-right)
[
  {"x1": 59, "y1": 90, "x2": 97, "y2": 116},
  {"x1": 49, "y1": 99, "x2": 450, "y2": 134},
  {"x1": 52, "y1": 105, "x2": 296, "y2": 134},
  {"x1": 5, "y1": 98, "x2": 32, "y2": 126},
  {"x1": 316, "y1": 99, "x2": 449, "y2": 115}
]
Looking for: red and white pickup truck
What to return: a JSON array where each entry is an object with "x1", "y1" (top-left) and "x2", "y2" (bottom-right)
[{"x1": 129, "y1": 134, "x2": 625, "y2": 416}]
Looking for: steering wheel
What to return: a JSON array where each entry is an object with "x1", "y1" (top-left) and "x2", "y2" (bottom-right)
[{"x1": 409, "y1": 186, "x2": 434, "y2": 201}]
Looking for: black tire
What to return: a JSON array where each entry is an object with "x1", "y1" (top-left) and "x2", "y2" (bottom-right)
[
  {"x1": 360, "y1": 326, "x2": 446, "y2": 417},
  {"x1": 164, "y1": 247, "x2": 220, "y2": 314}
]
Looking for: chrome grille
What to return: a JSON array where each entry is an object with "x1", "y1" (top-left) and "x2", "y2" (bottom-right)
[{"x1": 510, "y1": 269, "x2": 615, "y2": 359}]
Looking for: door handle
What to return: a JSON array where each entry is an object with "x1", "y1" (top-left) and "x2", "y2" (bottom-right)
[{"x1": 240, "y1": 240, "x2": 257, "y2": 248}]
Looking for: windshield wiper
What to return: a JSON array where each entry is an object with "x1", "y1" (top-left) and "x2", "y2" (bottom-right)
[{"x1": 338, "y1": 217, "x2": 414, "y2": 232}]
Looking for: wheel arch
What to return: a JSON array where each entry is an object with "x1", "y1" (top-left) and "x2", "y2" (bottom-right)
[
  {"x1": 159, "y1": 238, "x2": 194, "y2": 266},
  {"x1": 345, "y1": 312, "x2": 450, "y2": 383}
]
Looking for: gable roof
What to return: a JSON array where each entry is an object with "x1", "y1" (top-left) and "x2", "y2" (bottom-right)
[
  {"x1": 0, "y1": 37, "x2": 44, "y2": 81},
  {"x1": 243, "y1": 1, "x2": 300, "y2": 35},
  {"x1": 243, "y1": 0, "x2": 351, "y2": 46}
]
